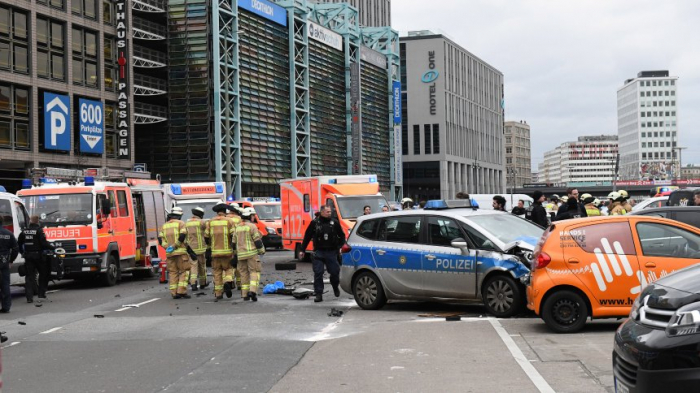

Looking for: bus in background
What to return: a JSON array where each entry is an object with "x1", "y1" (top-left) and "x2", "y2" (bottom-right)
[
  {"x1": 234, "y1": 198, "x2": 283, "y2": 249},
  {"x1": 280, "y1": 175, "x2": 388, "y2": 260},
  {"x1": 162, "y1": 182, "x2": 226, "y2": 220}
]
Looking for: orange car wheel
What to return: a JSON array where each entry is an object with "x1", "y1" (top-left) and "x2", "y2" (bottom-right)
[{"x1": 541, "y1": 290, "x2": 589, "y2": 333}]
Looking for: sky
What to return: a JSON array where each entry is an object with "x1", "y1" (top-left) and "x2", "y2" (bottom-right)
[{"x1": 392, "y1": 0, "x2": 700, "y2": 170}]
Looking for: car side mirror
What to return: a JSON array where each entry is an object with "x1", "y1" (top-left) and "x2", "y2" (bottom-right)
[{"x1": 451, "y1": 238, "x2": 468, "y2": 249}]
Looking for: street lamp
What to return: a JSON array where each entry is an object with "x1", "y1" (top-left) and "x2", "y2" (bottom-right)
[
  {"x1": 473, "y1": 159, "x2": 482, "y2": 194},
  {"x1": 508, "y1": 167, "x2": 518, "y2": 207}
]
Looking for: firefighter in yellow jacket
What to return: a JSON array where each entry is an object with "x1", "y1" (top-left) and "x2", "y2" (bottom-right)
[
  {"x1": 158, "y1": 207, "x2": 191, "y2": 299},
  {"x1": 235, "y1": 207, "x2": 266, "y2": 301},
  {"x1": 186, "y1": 207, "x2": 209, "y2": 291},
  {"x1": 608, "y1": 191, "x2": 628, "y2": 215},
  {"x1": 205, "y1": 203, "x2": 236, "y2": 301},
  {"x1": 226, "y1": 203, "x2": 243, "y2": 289}
]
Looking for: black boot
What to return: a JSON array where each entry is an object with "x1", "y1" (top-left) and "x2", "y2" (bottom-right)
[
  {"x1": 200, "y1": 282, "x2": 209, "y2": 289},
  {"x1": 180, "y1": 294, "x2": 191, "y2": 299},
  {"x1": 191, "y1": 284, "x2": 198, "y2": 291},
  {"x1": 224, "y1": 282, "x2": 233, "y2": 298},
  {"x1": 314, "y1": 294, "x2": 323, "y2": 303},
  {"x1": 249, "y1": 292, "x2": 258, "y2": 302},
  {"x1": 333, "y1": 285, "x2": 340, "y2": 297}
]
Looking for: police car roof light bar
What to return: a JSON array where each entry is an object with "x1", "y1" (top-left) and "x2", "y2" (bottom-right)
[{"x1": 424, "y1": 199, "x2": 476, "y2": 210}]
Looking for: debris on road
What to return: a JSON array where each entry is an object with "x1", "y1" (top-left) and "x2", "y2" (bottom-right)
[
  {"x1": 18, "y1": 321, "x2": 26, "y2": 325},
  {"x1": 196, "y1": 292, "x2": 206, "y2": 297},
  {"x1": 34, "y1": 303, "x2": 43, "y2": 307},
  {"x1": 93, "y1": 315, "x2": 104, "y2": 318},
  {"x1": 328, "y1": 308, "x2": 344, "y2": 317},
  {"x1": 115, "y1": 294, "x2": 121, "y2": 298},
  {"x1": 0, "y1": 331, "x2": 7, "y2": 343}
]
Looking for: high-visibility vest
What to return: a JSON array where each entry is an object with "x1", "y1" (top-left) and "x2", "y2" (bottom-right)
[
  {"x1": 234, "y1": 222, "x2": 264, "y2": 259},
  {"x1": 159, "y1": 220, "x2": 187, "y2": 256},
  {"x1": 585, "y1": 207, "x2": 601, "y2": 217},
  {"x1": 206, "y1": 217, "x2": 234, "y2": 257},
  {"x1": 186, "y1": 218, "x2": 207, "y2": 254}
]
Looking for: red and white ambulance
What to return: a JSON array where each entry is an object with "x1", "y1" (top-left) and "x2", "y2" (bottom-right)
[
  {"x1": 162, "y1": 182, "x2": 226, "y2": 220},
  {"x1": 17, "y1": 173, "x2": 166, "y2": 286},
  {"x1": 280, "y1": 175, "x2": 388, "y2": 259}
]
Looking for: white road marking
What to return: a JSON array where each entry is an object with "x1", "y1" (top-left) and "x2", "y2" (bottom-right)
[
  {"x1": 40, "y1": 327, "x2": 63, "y2": 334},
  {"x1": 305, "y1": 316, "x2": 346, "y2": 342},
  {"x1": 489, "y1": 318, "x2": 555, "y2": 393},
  {"x1": 115, "y1": 297, "x2": 159, "y2": 312},
  {"x1": 2, "y1": 341, "x2": 21, "y2": 349}
]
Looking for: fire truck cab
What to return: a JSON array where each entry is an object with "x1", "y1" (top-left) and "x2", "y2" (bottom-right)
[
  {"x1": 162, "y1": 182, "x2": 226, "y2": 220},
  {"x1": 280, "y1": 175, "x2": 388, "y2": 260},
  {"x1": 0, "y1": 187, "x2": 30, "y2": 284},
  {"x1": 17, "y1": 175, "x2": 165, "y2": 286},
  {"x1": 234, "y1": 198, "x2": 283, "y2": 249}
]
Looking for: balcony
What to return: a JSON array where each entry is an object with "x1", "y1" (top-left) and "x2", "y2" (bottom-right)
[
  {"x1": 134, "y1": 102, "x2": 167, "y2": 124},
  {"x1": 134, "y1": 74, "x2": 167, "y2": 96},
  {"x1": 132, "y1": 16, "x2": 167, "y2": 41},
  {"x1": 133, "y1": 45, "x2": 167, "y2": 68},
  {"x1": 132, "y1": 0, "x2": 165, "y2": 13}
]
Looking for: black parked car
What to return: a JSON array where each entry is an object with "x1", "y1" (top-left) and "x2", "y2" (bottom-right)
[
  {"x1": 631, "y1": 206, "x2": 700, "y2": 228},
  {"x1": 614, "y1": 264, "x2": 700, "y2": 392}
]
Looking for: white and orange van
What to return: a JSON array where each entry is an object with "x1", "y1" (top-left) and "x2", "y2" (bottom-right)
[
  {"x1": 280, "y1": 175, "x2": 388, "y2": 259},
  {"x1": 162, "y1": 182, "x2": 226, "y2": 220},
  {"x1": 527, "y1": 215, "x2": 700, "y2": 332}
]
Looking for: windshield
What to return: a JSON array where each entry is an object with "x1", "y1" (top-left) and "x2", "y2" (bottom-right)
[
  {"x1": 336, "y1": 195, "x2": 388, "y2": 219},
  {"x1": 255, "y1": 203, "x2": 281, "y2": 220},
  {"x1": 466, "y1": 214, "x2": 544, "y2": 246},
  {"x1": 178, "y1": 201, "x2": 220, "y2": 220},
  {"x1": 22, "y1": 194, "x2": 94, "y2": 227}
]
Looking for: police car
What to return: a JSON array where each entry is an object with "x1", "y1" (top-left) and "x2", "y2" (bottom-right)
[{"x1": 339, "y1": 200, "x2": 544, "y2": 317}]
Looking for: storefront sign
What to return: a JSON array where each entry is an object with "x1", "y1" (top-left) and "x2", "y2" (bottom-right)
[
  {"x1": 116, "y1": 0, "x2": 130, "y2": 159},
  {"x1": 239, "y1": 0, "x2": 287, "y2": 26},
  {"x1": 350, "y1": 63, "x2": 362, "y2": 175},
  {"x1": 394, "y1": 125, "x2": 402, "y2": 186},
  {"x1": 393, "y1": 81, "x2": 402, "y2": 124},
  {"x1": 360, "y1": 46, "x2": 387, "y2": 69},
  {"x1": 422, "y1": 51, "x2": 438, "y2": 115},
  {"x1": 78, "y1": 98, "x2": 104, "y2": 154},
  {"x1": 308, "y1": 21, "x2": 342, "y2": 51},
  {"x1": 43, "y1": 93, "x2": 71, "y2": 151}
]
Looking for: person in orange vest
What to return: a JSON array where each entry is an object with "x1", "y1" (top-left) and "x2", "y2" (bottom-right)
[
  {"x1": 205, "y1": 204, "x2": 236, "y2": 301},
  {"x1": 158, "y1": 207, "x2": 191, "y2": 299},
  {"x1": 234, "y1": 208, "x2": 266, "y2": 301},
  {"x1": 186, "y1": 207, "x2": 209, "y2": 291}
]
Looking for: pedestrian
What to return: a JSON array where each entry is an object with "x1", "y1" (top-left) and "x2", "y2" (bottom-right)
[
  {"x1": 492, "y1": 195, "x2": 507, "y2": 212},
  {"x1": 400, "y1": 198, "x2": 413, "y2": 210},
  {"x1": 0, "y1": 216, "x2": 19, "y2": 312},
  {"x1": 17, "y1": 215, "x2": 54, "y2": 303},
  {"x1": 607, "y1": 192, "x2": 628, "y2": 215},
  {"x1": 456, "y1": 192, "x2": 470, "y2": 200},
  {"x1": 526, "y1": 191, "x2": 549, "y2": 228},
  {"x1": 186, "y1": 207, "x2": 209, "y2": 291},
  {"x1": 511, "y1": 199, "x2": 527, "y2": 216},
  {"x1": 158, "y1": 206, "x2": 191, "y2": 299},
  {"x1": 581, "y1": 194, "x2": 601, "y2": 216},
  {"x1": 363, "y1": 205, "x2": 371, "y2": 215},
  {"x1": 418, "y1": 200, "x2": 427, "y2": 209},
  {"x1": 205, "y1": 203, "x2": 236, "y2": 301},
  {"x1": 553, "y1": 197, "x2": 583, "y2": 221},
  {"x1": 555, "y1": 188, "x2": 588, "y2": 220},
  {"x1": 299, "y1": 205, "x2": 346, "y2": 302},
  {"x1": 694, "y1": 190, "x2": 700, "y2": 206},
  {"x1": 381, "y1": 205, "x2": 389, "y2": 212},
  {"x1": 234, "y1": 208, "x2": 266, "y2": 301}
]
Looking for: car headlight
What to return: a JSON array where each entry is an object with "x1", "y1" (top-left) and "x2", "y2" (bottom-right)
[
  {"x1": 667, "y1": 302, "x2": 700, "y2": 337},
  {"x1": 266, "y1": 227, "x2": 276, "y2": 235},
  {"x1": 629, "y1": 295, "x2": 643, "y2": 320}
]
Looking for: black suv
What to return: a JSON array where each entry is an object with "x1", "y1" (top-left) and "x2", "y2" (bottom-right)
[
  {"x1": 614, "y1": 264, "x2": 700, "y2": 392},
  {"x1": 631, "y1": 206, "x2": 700, "y2": 228}
]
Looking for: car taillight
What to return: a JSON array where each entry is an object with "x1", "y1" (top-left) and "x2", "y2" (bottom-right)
[
  {"x1": 341, "y1": 244, "x2": 352, "y2": 254},
  {"x1": 534, "y1": 252, "x2": 551, "y2": 269}
]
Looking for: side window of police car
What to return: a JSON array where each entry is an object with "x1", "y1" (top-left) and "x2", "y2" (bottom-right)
[
  {"x1": 459, "y1": 223, "x2": 495, "y2": 251},
  {"x1": 377, "y1": 216, "x2": 422, "y2": 244},
  {"x1": 427, "y1": 216, "x2": 464, "y2": 247},
  {"x1": 356, "y1": 219, "x2": 379, "y2": 240}
]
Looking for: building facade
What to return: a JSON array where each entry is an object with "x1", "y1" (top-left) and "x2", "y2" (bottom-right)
[
  {"x1": 537, "y1": 135, "x2": 619, "y2": 185},
  {"x1": 308, "y1": 0, "x2": 390, "y2": 27},
  {"x1": 400, "y1": 30, "x2": 505, "y2": 201},
  {"x1": 681, "y1": 165, "x2": 700, "y2": 180},
  {"x1": 504, "y1": 120, "x2": 530, "y2": 188},
  {"x1": 617, "y1": 70, "x2": 679, "y2": 181}
]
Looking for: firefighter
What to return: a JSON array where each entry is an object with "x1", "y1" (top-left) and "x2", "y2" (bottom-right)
[
  {"x1": 607, "y1": 192, "x2": 627, "y2": 215},
  {"x1": 17, "y1": 215, "x2": 54, "y2": 303},
  {"x1": 581, "y1": 194, "x2": 601, "y2": 217},
  {"x1": 159, "y1": 207, "x2": 191, "y2": 299},
  {"x1": 205, "y1": 203, "x2": 236, "y2": 301},
  {"x1": 186, "y1": 207, "x2": 209, "y2": 291},
  {"x1": 619, "y1": 190, "x2": 634, "y2": 213},
  {"x1": 225, "y1": 203, "x2": 242, "y2": 290},
  {"x1": 235, "y1": 207, "x2": 265, "y2": 301}
]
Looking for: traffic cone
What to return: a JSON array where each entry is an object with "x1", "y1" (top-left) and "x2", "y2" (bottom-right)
[{"x1": 159, "y1": 260, "x2": 168, "y2": 284}]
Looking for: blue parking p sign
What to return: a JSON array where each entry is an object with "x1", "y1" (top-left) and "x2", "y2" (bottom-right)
[
  {"x1": 78, "y1": 98, "x2": 104, "y2": 154},
  {"x1": 44, "y1": 93, "x2": 71, "y2": 151}
]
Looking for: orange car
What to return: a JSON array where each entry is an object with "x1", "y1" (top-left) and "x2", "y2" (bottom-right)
[{"x1": 527, "y1": 215, "x2": 700, "y2": 333}]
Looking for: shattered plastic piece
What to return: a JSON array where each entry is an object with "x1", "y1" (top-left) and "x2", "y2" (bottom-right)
[
  {"x1": 328, "y1": 308, "x2": 344, "y2": 317},
  {"x1": 35, "y1": 303, "x2": 43, "y2": 307},
  {"x1": 115, "y1": 294, "x2": 121, "y2": 298},
  {"x1": 94, "y1": 315, "x2": 104, "y2": 318},
  {"x1": 18, "y1": 321, "x2": 26, "y2": 325}
]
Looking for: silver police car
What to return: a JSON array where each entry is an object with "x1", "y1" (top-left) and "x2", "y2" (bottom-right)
[{"x1": 340, "y1": 200, "x2": 544, "y2": 317}]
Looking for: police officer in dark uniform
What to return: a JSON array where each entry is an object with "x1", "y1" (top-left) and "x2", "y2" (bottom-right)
[
  {"x1": 299, "y1": 205, "x2": 346, "y2": 303},
  {"x1": 18, "y1": 215, "x2": 54, "y2": 303},
  {"x1": 0, "y1": 216, "x2": 19, "y2": 313}
]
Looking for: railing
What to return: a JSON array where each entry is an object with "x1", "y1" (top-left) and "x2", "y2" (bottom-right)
[{"x1": 132, "y1": 16, "x2": 167, "y2": 39}]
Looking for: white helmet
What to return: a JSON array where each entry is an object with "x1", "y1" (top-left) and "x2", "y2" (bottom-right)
[
  {"x1": 401, "y1": 197, "x2": 413, "y2": 204},
  {"x1": 171, "y1": 206, "x2": 184, "y2": 216},
  {"x1": 619, "y1": 190, "x2": 629, "y2": 198},
  {"x1": 608, "y1": 191, "x2": 621, "y2": 200},
  {"x1": 229, "y1": 202, "x2": 240, "y2": 209},
  {"x1": 241, "y1": 207, "x2": 256, "y2": 218}
]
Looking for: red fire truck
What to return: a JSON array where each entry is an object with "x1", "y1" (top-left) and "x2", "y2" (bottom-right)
[{"x1": 17, "y1": 170, "x2": 166, "y2": 286}]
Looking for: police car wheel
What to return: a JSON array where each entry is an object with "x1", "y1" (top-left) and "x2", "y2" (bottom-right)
[
  {"x1": 482, "y1": 275, "x2": 523, "y2": 318},
  {"x1": 352, "y1": 271, "x2": 387, "y2": 310},
  {"x1": 541, "y1": 290, "x2": 589, "y2": 333}
]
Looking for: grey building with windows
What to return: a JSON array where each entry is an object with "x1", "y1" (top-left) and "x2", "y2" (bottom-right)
[
  {"x1": 504, "y1": 120, "x2": 531, "y2": 188},
  {"x1": 308, "y1": 0, "x2": 390, "y2": 27},
  {"x1": 0, "y1": 0, "x2": 167, "y2": 191},
  {"x1": 400, "y1": 30, "x2": 505, "y2": 201}
]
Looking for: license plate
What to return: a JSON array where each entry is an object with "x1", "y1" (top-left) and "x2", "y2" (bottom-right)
[{"x1": 615, "y1": 378, "x2": 630, "y2": 393}]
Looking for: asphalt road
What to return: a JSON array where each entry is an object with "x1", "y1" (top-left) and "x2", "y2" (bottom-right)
[{"x1": 1, "y1": 250, "x2": 620, "y2": 393}]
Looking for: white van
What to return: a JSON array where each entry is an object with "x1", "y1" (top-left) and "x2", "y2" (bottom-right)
[
  {"x1": 469, "y1": 194, "x2": 533, "y2": 215},
  {"x1": 0, "y1": 188, "x2": 30, "y2": 285}
]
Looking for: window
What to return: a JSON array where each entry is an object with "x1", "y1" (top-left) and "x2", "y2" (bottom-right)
[
  {"x1": 37, "y1": 17, "x2": 65, "y2": 81},
  {"x1": 103, "y1": 0, "x2": 114, "y2": 24},
  {"x1": 356, "y1": 219, "x2": 379, "y2": 240},
  {"x1": 571, "y1": 222, "x2": 636, "y2": 254},
  {"x1": 377, "y1": 216, "x2": 422, "y2": 244},
  {"x1": 460, "y1": 223, "x2": 496, "y2": 251},
  {"x1": 104, "y1": 101, "x2": 117, "y2": 157},
  {"x1": 413, "y1": 124, "x2": 420, "y2": 154},
  {"x1": 73, "y1": 0, "x2": 97, "y2": 19},
  {"x1": 104, "y1": 36, "x2": 116, "y2": 91},
  {"x1": 38, "y1": 0, "x2": 65, "y2": 9},
  {"x1": 641, "y1": 142, "x2": 646, "y2": 148},
  {"x1": 637, "y1": 222, "x2": 700, "y2": 259},
  {"x1": 0, "y1": 83, "x2": 29, "y2": 150},
  {"x1": 0, "y1": 8, "x2": 29, "y2": 74},
  {"x1": 303, "y1": 194, "x2": 310, "y2": 212},
  {"x1": 432, "y1": 124, "x2": 440, "y2": 154},
  {"x1": 117, "y1": 190, "x2": 129, "y2": 216},
  {"x1": 14, "y1": 201, "x2": 27, "y2": 230},
  {"x1": 427, "y1": 216, "x2": 463, "y2": 247},
  {"x1": 72, "y1": 28, "x2": 98, "y2": 88},
  {"x1": 424, "y1": 124, "x2": 431, "y2": 154}
]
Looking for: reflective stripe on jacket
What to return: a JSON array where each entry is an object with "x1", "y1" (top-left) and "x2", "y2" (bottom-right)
[
  {"x1": 234, "y1": 222, "x2": 263, "y2": 259},
  {"x1": 205, "y1": 217, "x2": 234, "y2": 257},
  {"x1": 186, "y1": 218, "x2": 207, "y2": 254},
  {"x1": 159, "y1": 220, "x2": 187, "y2": 256},
  {"x1": 585, "y1": 204, "x2": 601, "y2": 217}
]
